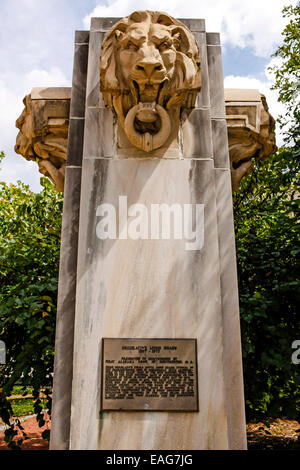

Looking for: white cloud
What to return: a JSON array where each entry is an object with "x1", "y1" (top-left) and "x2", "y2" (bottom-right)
[
  {"x1": 0, "y1": 156, "x2": 42, "y2": 193},
  {"x1": 24, "y1": 67, "x2": 70, "y2": 90},
  {"x1": 83, "y1": 0, "x2": 297, "y2": 57},
  {"x1": 0, "y1": 0, "x2": 75, "y2": 191}
]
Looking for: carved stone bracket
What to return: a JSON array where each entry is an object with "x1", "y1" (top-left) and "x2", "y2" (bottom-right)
[
  {"x1": 15, "y1": 87, "x2": 70, "y2": 192},
  {"x1": 225, "y1": 88, "x2": 277, "y2": 191},
  {"x1": 15, "y1": 87, "x2": 276, "y2": 192}
]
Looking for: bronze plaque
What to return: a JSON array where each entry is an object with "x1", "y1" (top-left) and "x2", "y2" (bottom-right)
[{"x1": 101, "y1": 338, "x2": 198, "y2": 411}]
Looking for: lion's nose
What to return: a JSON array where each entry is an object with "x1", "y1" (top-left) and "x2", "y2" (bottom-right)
[{"x1": 135, "y1": 59, "x2": 163, "y2": 78}]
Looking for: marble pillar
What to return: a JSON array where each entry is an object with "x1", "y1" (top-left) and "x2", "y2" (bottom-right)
[
  {"x1": 206, "y1": 33, "x2": 247, "y2": 449},
  {"x1": 51, "y1": 14, "x2": 247, "y2": 450},
  {"x1": 67, "y1": 16, "x2": 246, "y2": 450},
  {"x1": 50, "y1": 30, "x2": 89, "y2": 450}
]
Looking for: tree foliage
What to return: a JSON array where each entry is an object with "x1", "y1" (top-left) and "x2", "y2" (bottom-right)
[
  {"x1": 268, "y1": 3, "x2": 300, "y2": 143},
  {"x1": 235, "y1": 3, "x2": 300, "y2": 420},
  {"x1": 234, "y1": 145, "x2": 300, "y2": 419},
  {"x1": 0, "y1": 175, "x2": 62, "y2": 448}
]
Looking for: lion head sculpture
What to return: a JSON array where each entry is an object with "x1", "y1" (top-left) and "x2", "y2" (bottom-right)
[{"x1": 100, "y1": 10, "x2": 201, "y2": 152}]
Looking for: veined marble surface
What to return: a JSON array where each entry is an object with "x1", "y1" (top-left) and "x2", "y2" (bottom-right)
[{"x1": 70, "y1": 158, "x2": 228, "y2": 449}]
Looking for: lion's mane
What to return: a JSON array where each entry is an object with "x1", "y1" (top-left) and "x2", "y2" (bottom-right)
[{"x1": 100, "y1": 10, "x2": 201, "y2": 110}]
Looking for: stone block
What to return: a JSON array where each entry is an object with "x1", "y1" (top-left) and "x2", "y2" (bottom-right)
[
  {"x1": 193, "y1": 32, "x2": 210, "y2": 109},
  {"x1": 207, "y1": 45, "x2": 226, "y2": 119},
  {"x1": 30, "y1": 87, "x2": 71, "y2": 100},
  {"x1": 50, "y1": 166, "x2": 82, "y2": 450},
  {"x1": 206, "y1": 32, "x2": 220, "y2": 45},
  {"x1": 212, "y1": 118, "x2": 230, "y2": 168},
  {"x1": 224, "y1": 88, "x2": 261, "y2": 102},
  {"x1": 75, "y1": 30, "x2": 90, "y2": 44},
  {"x1": 214, "y1": 168, "x2": 247, "y2": 449},
  {"x1": 67, "y1": 118, "x2": 85, "y2": 166},
  {"x1": 182, "y1": 108, "x2": 213, "y2": 158},
  {"x1": 82, "y1": 107, "x2": 115, "y2": 158},
  {"x1": 90, "y1": 17, "x2": 121, "y2": 31},
  {"x1": 85, "y1": 31, "x2": 106, "y2": 108},
  {"x1": 179, "y1": 18, "x2": 206, "y2": 32},
  {"x1": 70, "y1": 43, "x2": 89, "y2": 119}
]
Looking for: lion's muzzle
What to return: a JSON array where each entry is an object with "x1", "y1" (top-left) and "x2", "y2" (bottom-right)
[{"x1": 135, "y1": 58, "x2": 165, "y2": 79}]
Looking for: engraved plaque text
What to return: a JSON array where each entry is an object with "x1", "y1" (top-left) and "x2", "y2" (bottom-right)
[{"x1": 101, "y1": 338, "x2": 198, "y2": 411}]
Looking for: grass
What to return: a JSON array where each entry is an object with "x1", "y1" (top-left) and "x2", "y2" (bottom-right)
[
  {"x1": 10, "y1": 397, "x2": 34, "y2": 417},
  {"x1": 11, "y1": 386, "x2": 33, "y2": 396},
  {"x1": 8, "y1": 386, "x2": 49, "y2": 417}
]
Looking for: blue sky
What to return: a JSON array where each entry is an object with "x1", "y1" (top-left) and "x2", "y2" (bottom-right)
[{"x1": 0, "y1": 0, "x2": 296, "y2": 192}]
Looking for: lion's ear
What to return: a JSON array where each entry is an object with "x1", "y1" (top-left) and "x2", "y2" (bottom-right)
[
  {"x1": 115, "y1": 30, "x2": 124, "y2": 41},
  {"x1": 156, "y1": 13, "x2": 173, "y2": 26},
  {"x1": 171, "y1": 26, "x2": 198, "y2": 60},
  {"x1": 129, "y1": 10, "x2": 149, "y2": 23},
  {"x1": 172, "y1": 32, "x2": 181, "y2": 50},
  {"x1": 171, "y1": 27, "x2": 189, "y2": 54}
]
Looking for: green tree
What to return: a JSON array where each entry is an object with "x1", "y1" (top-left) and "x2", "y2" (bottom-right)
[
  {"x1": 234, "y1": 148, "x2": 299, "y2": 419},
  {"x1": 268, "y1": 3, "x2": 300, "y2": 143},
  {"x1": 235, "y1": 3, "x2": 300, "y2": 420},
  {"x1": 0, "y1": 170, "x2": 62, "y2": 448}
]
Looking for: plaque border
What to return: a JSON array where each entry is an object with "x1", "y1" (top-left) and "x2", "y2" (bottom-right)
[{"x1": 100, "y1": 337, "x2": 199, "y2": 412}]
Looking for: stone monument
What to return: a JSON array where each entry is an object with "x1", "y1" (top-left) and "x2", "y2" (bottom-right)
[{"x1": 15, "y1": 11, "x2": 277, "y2": 451}]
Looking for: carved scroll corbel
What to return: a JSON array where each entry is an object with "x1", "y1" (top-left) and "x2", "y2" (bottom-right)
[
  {"x1": 225, "y1": 89, "x2": 277, "y2": 191},
  {"x1": 14, "y1": 88, "x2": 70, "y2": 192}
]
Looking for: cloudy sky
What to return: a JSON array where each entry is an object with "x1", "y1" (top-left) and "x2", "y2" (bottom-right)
[{"x1": 0, "y1": 0, "x2": 296, "y2": 192}]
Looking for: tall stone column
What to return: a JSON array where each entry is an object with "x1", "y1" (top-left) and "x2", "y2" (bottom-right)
[
  {"x1": 49, "y1": 31, "x2": 89, "y2": 450},
  {"x1": 64, "y1": 12, "x2": 247, "y2": 450},
  {"x1": 206, "y1": 33, "x2": 247, "y2": 449}
]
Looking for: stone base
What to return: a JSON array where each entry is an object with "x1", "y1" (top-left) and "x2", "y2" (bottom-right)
[{"x1": 70, "y1": 158, "x2": 228, "y2": 450}]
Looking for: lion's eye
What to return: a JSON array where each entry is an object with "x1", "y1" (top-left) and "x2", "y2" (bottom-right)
[
  {"x1": 159, "y1": 41, "x2": 170, "y2": 51},
  {"x1": 127, "y1": 41, "x2": 138, "y2": 51}
]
